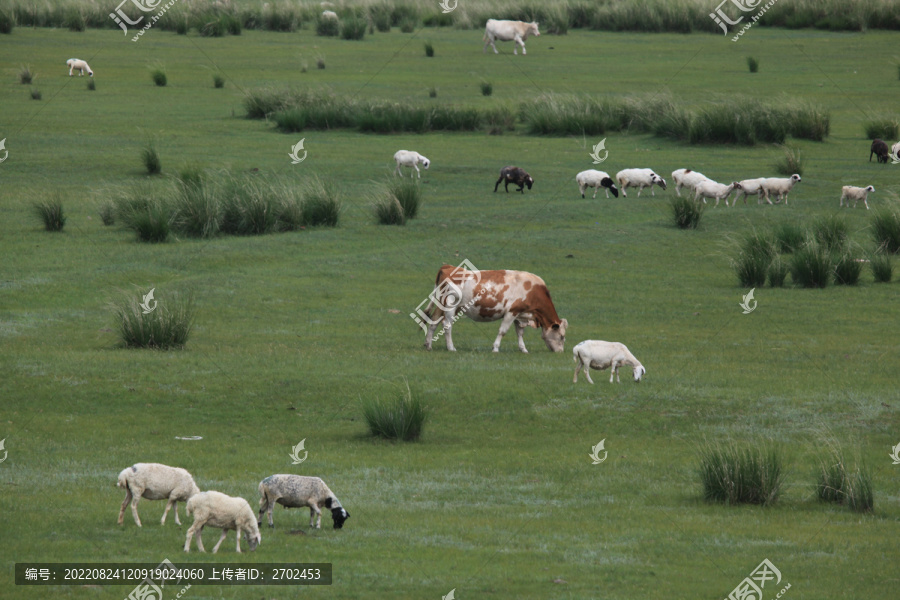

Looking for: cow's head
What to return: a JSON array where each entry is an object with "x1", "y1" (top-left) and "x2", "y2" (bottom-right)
[
  {"x1": 331, "y1": 507, "x2": 350, "y2": 529},
  {"x1": 602, "y1": 177, "x2": 619, "y2": 198},
  {"x1": 530, "y1": 22, "x2": 540, "y2": 36},
  {"x1": 633, "y1": 365, "x2": 646, "y2": 382},
  {"x1": 525, "y1": 176, "x2": 534, "y2": 190},
  {"x1": 540, "y1": 318, "x2": 568, "y2": 352}
]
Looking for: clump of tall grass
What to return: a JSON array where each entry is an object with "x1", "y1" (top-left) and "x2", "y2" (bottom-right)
[
  {"x1": 0, "y1": 9, "x2": 14, "y2": 34},
  {"x1": 747, "y1": 56, "x2": 759, "y2": 72},
  {"x1": 31, "y1": 193, "x2": 67, "y2": 232},
  {"x1": 428, "y1": 86, "x2": 437, "y2": 98},
  {"x1": 150, "y1": 67, "x2": 167, "y2": 87},
  {"x1": 65, "y1": 8, "x2": 85, "y2": 31},
  {"x1": 812, "y1": 214, "x2": 848, "y2": 252},
  {"x1": 690, "y1": 98, "x2": 786, "y2": 145},
  {"x1": 219, "y1": 175, "x2": 280, "y2": 235},
  {"x1": 772, "y1": 222, "x2": 805, "y2": 253},
  {"x1": 669, "y1": 197, "x2": 703, "y2": 229},
  {"x1": 113, "y1": 289, "x2": 194, "y2": 350},
  {"x1": 18, "y1": 65, "x2": 33, "y2": 84},
  {"x1": 316, "y1": 56, "x2": 326, "y2": 69},
  {"x1": 863, "y1": 118, "x2": 899, "y2": 141},
  {"x1": 399, "y1": 18, "x2": 416, "y2": 33},
  {"x1": 480, "y1": 81, "x2": 493, "y2": 96},
  {"x1": 340, "y1": 16, "x2": 366, "y2": 39},
  {"x1": 30, "y1": 89, "x2": 41, "y2": 100},
  {"x1": 871, "y1": 208, "x2": 900, "y2": 253},
  {"x1": 424, "y1": 41, "x2": 434, "y2": 57},
  {"x1": 484, "y1": 105, "x2": 516, "y2": 134},
  {"x1": 833, "y1": 251, "x2": 863, "y2": 285},
  {"x1": 767, "y1": 256, "x2": 788, "y2": 287},
  {"x1": 816, "y1": 447, "x2": 873, "y2": 513},
  {"x1": 374, "y1": 196, "x2": 406, "y2": 225},
  {"x1": 171, "y1": 179, "x2": 221, "y2": 239},
  {"x1": 316, "y1": 15, "x2": 339, "y2": 36},
  {"x1": 773, "y1": 144, "x2": 803, "y2": 176},
  {"x1": 387, "y1": 178, "x2": 422, "y2": 219},
  {"x1": 98, "y1": 200, "x2": 115, "y2": 226},
  {"x1": 790, "y1": 242, "x2": 833, "y2": 288},
  {"x1": 87, "y1": 78, "x2": 96, "y2": 91},
  {"x1": 300, "y1": 177, "x2": 342, "y2": 227},
  {"x1": 698, "y1": 441, "x2": 784, "y2": 506},
  {"x1": 870, "y1": 249, "x2": 893, "y2": 282},
  {"x1": 733, "y1": 232, "x2": 776, "y2": 287},
  {"x1": 362, "y1": 383, "x2": 427, "y2": 441},
  {"x1": 371, "y1": 6, "x2": 391, "y2": 31},
  {"x1": 213, "y1": 74, "x2": 225, "y2": 88},
  {"x1": 141, "y1": 142, "x2": 162, "y2": 175}
]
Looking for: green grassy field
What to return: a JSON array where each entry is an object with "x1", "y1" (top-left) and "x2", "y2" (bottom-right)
[{"x1": 1, "y1": 21, "x2": 899, "y2": 600}]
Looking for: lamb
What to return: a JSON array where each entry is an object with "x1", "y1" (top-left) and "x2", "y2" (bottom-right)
[
  {"x1": 615, "y1": 168, "x2": 666, "y2": 198},
  {"x1": 321, "y1": 10, "x2": 338, "y2": 19},
  {"x1": 576, "y1": 170, "x2": 618, "y2": 198},
  {"x1": 573, "y1": 340, "x2": 646, "y2": 384},
  {"x1": 258, "y1": 474, "x2": 350, "y2": 530},
  {"x1": 117, "y1": 463, "x2": 200, "y2": 527},
  {"x1": 870, "y1": 139, "x2": 889, "y2": 164},
  {"x1": 759, "y1": 174, "x2": 801, "y2": 205},
  {"x1": 393, "y1": 150, "x2": 430, "y2": 178},
  {"x1": 693, "y1": 180, "x2": 742, "y2": 207},
  {"x1": 495, "y1": 166, "x2": 534, "y2": 193},
  {"x1": 840, "y1": 185, "x2": 875, "y2": 210},
  {"x1": 184, "y1": 491, "x2": 261, "y2": 553},
  {"x1": 66, "y1": 58, "x2": 93, "y2": 77},
  {"x1": 732, "y1": 178, "x2": 769, "y2": 205},
  {"x1": 671, "y1": 168, "x2": 710, "y2": 197}
]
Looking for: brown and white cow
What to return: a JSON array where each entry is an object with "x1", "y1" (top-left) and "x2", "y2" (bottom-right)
[
  {"x1": 422, "y1": 264, "x2": 567, "y2": 353},
  {"x1": 482, "y1": 19, "x2": 540, "y2": 56}
]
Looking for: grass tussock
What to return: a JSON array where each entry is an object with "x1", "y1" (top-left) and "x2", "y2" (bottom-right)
[
  {"x1": 98, "y1": 200, "x2": 115, "y2": 226},
  {"x1": 18, "y1": 65, "x2": 33, "y2": 84},
  {"x1": 0, "y1": 9, "x2": 14, "y2": 34},
  {"x1": 790, "y1": 242, "x2": 833, "y2": 288},
  {"x1": 732, "y1": 232, "x2": 776, "y2": 287},
  {"x1": 213, "y1": 74, "x2": 225, "y2": 88},
  {"x1": 300, "y1": 177, "x2": 342, "y2": 227},
  {"x1": 698, "y1": 442, "x2": 784, "y2": 506},
  {"x1": 747, "y1": 56, "x2": 759, "y2": 72},
  {"x1": 767, "y1": 255, "x2": 789, "y2": 287},
  {"x1": 812, "y1": 214, "x2": 849, "y2": 252},
  {"x1": 774, "y1": 144, "x2": 803, "y2": 176},
  {"x1": 670, "y1": 196, "x2": 703, "y2": 229},
  {"x1": 871, "y1": 208, "x2": 900, "y2": 253},
  {"x1": 150, "y1": 67, "x2": 167, "y2": 87},
  {"x1": 141, "y1": 142, "x2": 162, "y2": 175},
  {"x1": 480, "y1": 81, "x2": 493, "y2": 96},
  {"x1": 30, "y1": 89, "x2": 41, "y2": 100},
  {"x1": 424, "y1": 41, "x2": 434, "y2": 57},
  {"x1": 863, "y1": 118, "x2": 899, "y2": 141},
  {"x1": 816, "y1": 446, "x2": 874, "y2": 513},
  {"x1": 113, "y1": 289, "x2": 194, "y2": 350},
  {"x1": 316, "y1": 15, "x2": 339, "y2": 36},
  {"x1": 340, "y1": 16, "x2": 367, "y2": 40},
  {"x1": 773, "y1": 222, "x2": 805, "y2": 253},
  {"x1": 833, "y1": 251, "x2": 863, "y2": 285},
  {"x1": 870, "y1": 249, "x2": 893, "y2": 282},
  {"x1": 387, "y1": 178, "x2": 422, "y2": 219},
  {"x1": 87, "y1": 78, "x2": 96, "y2": 91},
  {"x1": 374, "y1": 196, "x2": 406, "y2": 225},
  {"x1": 362, "y1": 383, "x2": 427, "y2": 441},
  {"x1": 32, "y1": 193, "x2": 67, "y2": 232}
]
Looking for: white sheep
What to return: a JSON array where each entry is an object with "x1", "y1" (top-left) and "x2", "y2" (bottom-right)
[
  {"x1": 258, "y1": 474, "x2": 350, "y2": 530},
  {"x1": 321, "y1": 10, "x2": 338, "y2": 19},
  {"x1": 892, "y1": 141, "x2": 900, "y2": 161},
  {"x1": 840, "y1": 185, "x2": 875, "y2": 210},
  {"x1": 66, "y1": 58, "x2": 93, "y2": 77},
  {"x1": 573, "y1": 340, "x2": 645, "y2": 384},
  {"x1": 615, "y1": 168, "x2": 667, "y2": 198},
  {"x1": 576, "y1": 170, "x2": 619, "y2": 198},
  {"x1": 117, "y1": 463, "x2": 200, "y2": 527},
  {"x1": 731, "y1": 178, "x2": 771, "y2": 205},
  {"x1": 759, "y1": 174, "x2": 801, "y2": 205},
  {"x1": 671, "y1": 168, "x2": 710, "y2": 197},
  {"x1": 394, "y1": 150, "x2": 430, "y2": 178},
  {"x1": 184, "y1": 491, "x2": 261, "y2": 553},
  {"x1": 693, "y1": 180, "x2": 742, "y2": 207}
]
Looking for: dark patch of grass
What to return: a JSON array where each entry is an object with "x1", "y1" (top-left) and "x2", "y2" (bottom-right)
[
  {"x1": 428, "y1": 86, "x2": 437, "y2": 98},
  {"x1": 362, "y1": 383, "x2": 427, "y2": 441},
  {"x1": 399, "y1": 18, "x2": 416, "y2": 33},
  {"x1": 773, "y1": 144, "x2": 803, "y2": 176},
  {"x1": 316, "y1": 15, "x2": 339, "y2": 36},
  {"x1": 113, "y1": 289, "x2": 194, "y2": 349},
  {"x1": 174, "y1": 18, "x2": 188, "y2": 35},
  {"x1": 18, "y1": 65, "x2": 33, "y2": 84},
  {"x1": 747, "y1": 56, "x2": 759, "y2": 72},
  {"x1": 300, "y1": 178, "x2": 342, "y2": 227},
  {"x1": 480, "y1": 81, "x2": 493, "y2": 96},
  {"x1": 141, "y1": 142, "x2": 161, "y2": 175},
  {"x1": 864, "y1": 118, "x2": 899, "y2": 141},
  {"x1": 669, "y1": 196, "x2": 703, "y2": 229},
  {"x1": 871, "y1": 208, "x2": 900, "y2": 253},
  {"x1": 813, "y1": 214, "x2": 849, "y2": 252},
  {"x1": 733, "y1": 232, "x2": 776, "y2": 287},
  {"x1": 340, "y1": 16, "x2": 366, "y2": 40},
  {"x1": 87, "y1": 78, "x2": 96, "y2": 91},
  {"x1": 213, "y1": 74, "x2": 225, "y2": 89},
  {"x1": 698, "y1": 442, "x2": 784, "y2": 506},
  {"x1": 150, "y1": 68, "x2": 167, "y2": 87},
  {"x1": 773, "y1": 222, "x2": 805, "y2": 253},
  {"x1": 31, "y1": 193, "x2": 66, "y2": 232},
  {"x1": 870, "y1": 250, "x2": 893, "y2": 282},
  {"x1": 0, "y1": 9, "x2": 14, "y2": 34},
  {"x1": 29, "y1": 89, "x2": 41, "y2": 100},
  {"x1": 316, "y1": 56, "x2": 326, "y2": 69},
  {"x1": 790, "y1": 242, "x2": 833, "y2": 288},
  {"x1": 424, "y1": 41, "x2": 434, "y2": 57}
]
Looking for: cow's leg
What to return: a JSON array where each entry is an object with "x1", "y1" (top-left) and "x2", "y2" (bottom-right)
[
  {"x1": 513, "y1": 319, "x2": 528, "y2": 353},
  {"x1": 442, "y1": 312, "x2": 456, "y2": 352},
  {"x1": 492, "y1": 313, "x2": 518, "y2": 353},
  {"x1": 425, "y1": 307, "x2": 444, "y2": 350},
  {"x1": 516, "y1": 35, "x2": 526, "y2": 55}
]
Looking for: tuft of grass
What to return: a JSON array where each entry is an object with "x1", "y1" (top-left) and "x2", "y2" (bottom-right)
[
  {"x1": 316, "y1": 15, "x2": 340, "y2": 36},
  {"x1": 863, "y1": 118, "x2": 899, "y2": 140},
  {"x1": 65, "y1": 8, "x2": 85, "y2": 31},
  {"x1": 219, "y1": 175, "x2": 280, "y2": 236},
  {"x1": 767, "y1": 255, "x2": 788, "y2": 287},
  {"x1": 171, "y1": 179, "x2": 221, "y2": 239},
  {"x1": 870, "y1": 249, "x2": 893, "y2": 282},
  {"x1": 698, "y1": 442, "x2": 784, "y2": 506},
  {"x1": 871, "y1": 208, "x2": 900, "y2": 253},
  {"x1": 87, "y1": 78, "x2": 96, "y2": 91},
  {"x1": 790, "y1": 242, "x2": 833, "y2": 288},
  {"x1": 213, "y1": 74, "x2": 225, "y2": 88},
  {"x1": 387, "y1": 178, "x2": 422, "y2": 219},
  {"x1": 18, "y1": 65, "x2": 33, "y2": 84},
  {"x1": 773, "y1": 144, "x2": 803, "y2": 176},
  {"x1": 113, "y1": 184, "x2": 172, "y2": 243},
  {"x1": 31, "y1": 193, "x2": 67, "y2": 232},
  {"x1": 340, "y1": 16, "x2": 367, "y2": 40},
  {"x1": 174, "y1": 18, "x2": 188, "y2": 35},
  {"x1": 733, "y1": 232, "x2": 776, "y2": 287},
  {"x1": 30, "y1": 89, "x2": 41, "y2": 100},
  {"x1": 300, "y1": 177, "x2": 342, "y2": 227},
  {"x1": 98, "y1": 200, "x2": 115, "y2": 226},
  {"x1": 316, "y1": 56, "x2": 326, "y2": 69},
  {"x1": 362, "y1": 383, "x2": 427, "y2": 441},
  {"x1": 747, "y1": 56, "x2": 759, "y2": 72},
  {"x1": 773, "y1": 222, "x2": 805, "y2": 253},
  {"x1": 428, "y1": 86, "x2": 437, "y2": 98},
  {"x1": 371, "y1": 8, "x2": 391, "y2": 32},
  {"x1": 150, "y1": 67, "x2": 167, "y2": 87},
  {"x1": 424, "y1": 41, "x2": 434, "y2": 57},
  {"x1": 113, "y1": 289, "x2": 194, "y2": 350},
  {"x1": 833, "y1": 251, "x2": 863, "y2": 285},
  {"x1": 399, "y1": 18, "x2": 416, "y2": 33},
  {"x1": 480, "y1": 81, "x2": 493, "y2": 96},
  {"x1": 816, "y1": 447, "x2": 874, "y2": 513},
  {"x1": 812, "y1": 214, "x2": 848, "y2": 252},
  {"x1": 141, "y1": 142, "x2": 162, "y2": 175},
  {"x1": 0, "y1": 9, "x2": 14, "y2": 34},
  {"x1": 669, "y1": 196, "x2": 703, "y2": 229},
  {"x1": 374, "y1": 196, "x2": 406, "y2": 225}
]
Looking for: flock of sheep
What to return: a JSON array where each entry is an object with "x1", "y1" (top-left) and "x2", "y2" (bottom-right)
[{"x1": 117, "y1": 464, "x2": 349, "y2": 553}]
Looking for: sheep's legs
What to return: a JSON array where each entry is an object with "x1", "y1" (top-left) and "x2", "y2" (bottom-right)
[
  {"x1": 514, "y1": 320, "x2": 528, "y2": 353},
  {"x1": 413, "y1": 165, "x2": 420, "y2": 179},
  {"x1": 212, "y1": 529, "x2": 229, "y2": 553},
  {"x1": 118, "y1": 489, "x2": 133, "y2": 525},
  {"x1": 184, "y1": 523, "x2": 205, "y2": 552},
  {"x1": 130, "y1": 494, "x2": 143, "y2": 527},
  {"x1": 162, "y1": 498, "x2": 180, "y2": 525},
  {"x1": 309, "y1": 507, "x2": 322, "y2": 529}
]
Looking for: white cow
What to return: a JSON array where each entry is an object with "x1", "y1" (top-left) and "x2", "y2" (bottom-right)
[
  {"x1": 482, "y1": 19, "x2": 540, "y2": 56},
  {"x1": 66, "y1": 58, "x2": 93, "y2": 77},
  {"x1": 393, "y1": 150, "x2": 430, "y2": 178}
]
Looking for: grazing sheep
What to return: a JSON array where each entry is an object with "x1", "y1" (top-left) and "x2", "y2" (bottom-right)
[
  {"x1": 671, "y1": 168, "x2": 710, "y2": 197},
  {"x1": 615, "y1": 168, "x2": 666, "y2": 198},
  {"x1": 693, "y1": 180, "x2": 742, "y2": 207},
  {"x1": 258, "y1": 474, "x2": 350, "y2": 530},
  {"x1": 394, "y1": 150, "x2": 430, "y2": 178},
  {"x1": 732, "y1": 178, "x2": 769, "y2": 205},
  {"x1": 184, "y1": 491, "x2": 261, "y2": 553},
  {"x1": 321, "y1": 10, "x2": 338, "y2": 19},
  {"x1": 495, "y1": 166, "x2": 534, "y2": 193},
  {"x1": 759, "y1": 174, "x2": 801, "y2": 205},
  {"x1": 573, "y1": 340, "x2": 645, "y2": 384},
  {"x1": 840, "y1": 185, "x2": 875, "y2": 210},
  {"x1": 576, "y1": 170, "x2": 618, "y2": 198},
  {"x1": 117, "y1": 463, "x2": 200, "y2": 527},
  {"x1": 66, "y1": 58, "x2": 93, "y2": 77},
  {"x1": 870, "y1": 139, "x2": 889, "y2": 163},
  {"x1": 892, "y1": 141, "x2": 900, "y2": 162}
]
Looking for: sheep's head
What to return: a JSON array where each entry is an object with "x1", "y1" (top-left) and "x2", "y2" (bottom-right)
[
  {"x1": 331, "y1": 507, "x2": 350, "y2": 529},
  {"x1": 525, "y1": 176, "x2": 533, "y2": 189},
  {"x1": 791, "y1": 174, "x2": 801, "y2": 182},
  {"x1": 422, "y1": 158, "x2": 430, "y2": 170},
  {"x1": 865, "y1": 185, "x2": 875, "y2": 193},
  {"x1": 246, "y1": 532, "x2": 261, "y2": 551},
  {"x1": 540, "y1": 318, "x2": 568, "y2": 352},
  {"x1": 653, "y1": 175, "x2": 667, "y2": 190},
  {"x1": 602, "y1": 177, "x2": 619, "y2": 198},
  {"x1": 633, "y1": 365, "x2": 646, "y2": 382}
]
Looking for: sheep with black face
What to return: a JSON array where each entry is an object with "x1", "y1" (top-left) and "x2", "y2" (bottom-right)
[{"x1": 258, "y1": 474, "x2": 350, "y2": 530}]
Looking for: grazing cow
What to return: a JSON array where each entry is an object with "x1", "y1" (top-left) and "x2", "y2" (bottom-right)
[
  {"x1": 422, "y1": 264, "x2": 568, "y2": 353},
  {"x1": 494, "y1": 166, "x2": 533, "y2": 193},
  {"x1": 870, "y1": 139, "x2": 889, "y2": 163},
  {"x1": 482, "y1": 19, "x2": 540, "y2": 56},
  {"x1": 66, "y1": 58, "x2": 93, "y2": 77}
]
